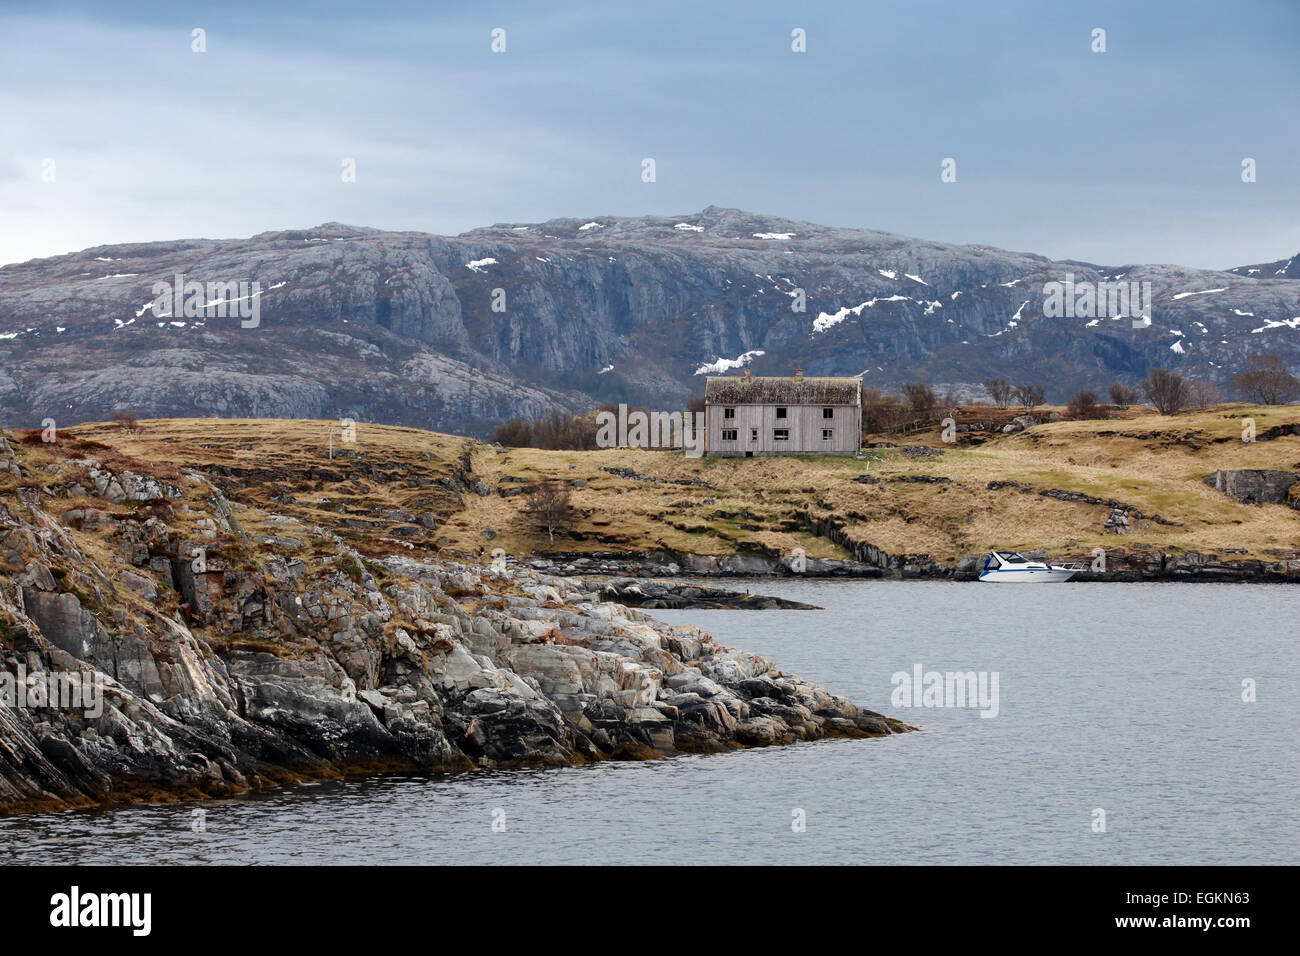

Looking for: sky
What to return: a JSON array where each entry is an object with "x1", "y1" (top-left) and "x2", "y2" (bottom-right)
[{"x1": 1, "y1": 0, "x2": 1297, "y2": 269}]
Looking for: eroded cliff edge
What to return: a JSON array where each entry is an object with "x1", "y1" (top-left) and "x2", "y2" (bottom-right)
[{"x1": 0, "y1": 431, "x2": 910, "y2": 814}]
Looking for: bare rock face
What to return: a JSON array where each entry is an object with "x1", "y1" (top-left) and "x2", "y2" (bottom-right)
[
  {"x1": 1203, "y1": 469, "x2": 1300, "y2": 507},
  {"x1": 3, "y1": 209, "x2": 1299, "y2": 435},
  {"x1": 19, "y1": 590, "x2": 96, "y2": 658},
  {"x1": 0, "y1": 437, "x2": 911, "y2": 814}
]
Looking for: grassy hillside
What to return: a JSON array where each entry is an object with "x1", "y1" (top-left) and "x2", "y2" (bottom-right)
[{"x1": 18, "y1": 404, "x2": 1299, "y2": 569}]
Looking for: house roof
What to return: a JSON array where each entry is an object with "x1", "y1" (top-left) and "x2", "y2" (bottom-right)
[{"x1": 705, "y1": 376, "x2": 861, "y2": 405}]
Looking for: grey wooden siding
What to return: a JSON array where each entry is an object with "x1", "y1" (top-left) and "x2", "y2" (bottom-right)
[{"x1": 704, "y1": 401, "x2": 860, "y2": 456}]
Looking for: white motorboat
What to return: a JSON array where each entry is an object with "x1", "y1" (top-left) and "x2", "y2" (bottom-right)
[{"x1": 978, "y1": 550, "x2": 1079, "y2": 582}]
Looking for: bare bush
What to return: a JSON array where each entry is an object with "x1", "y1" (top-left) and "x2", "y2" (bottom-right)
[
  {"x1": 490, "y1": 408, "x2": 602, "y2": 450},
  {"x1": 1066, "y1": 390, "x2": 1106, "y2": 420},
  {"x1": 1188, "y1": 379, "x2": 1222, "y2": 409},
  {"x1": 112, "y1": 410, "x2": 139, "y2": 434},
  {"x1": 984, "y1": 378, "x2": 1013, "y2": 408},
  {"x1": 900, "y1": 382, "x2": 938, "y2": 417},
  {"x1": 860, "y1": 389, "x2": 911, "y2": 435},
  {"x1": 1013, "y1": 383, "x2": 1045, "y2": 415},
  {"x1": 1141, "y1": 368, "x2": 1191, "y2": 415},
  {"x1": 526, "y1": 479, "x2": 573, "y2": 545},
  {"x1": 1232, "y1": 354, "x2": 1300, "y2": 405},
  {"x1": 1108, "y1": 382, "x2": 1137, "y2": 407},
  {"x1": 491, "y1": 418, "x2": 533, "y2": 447}
]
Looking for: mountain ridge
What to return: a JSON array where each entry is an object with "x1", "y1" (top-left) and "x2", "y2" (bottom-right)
[{"x1": 2, "y1": 208, "x2": 1298, "y2": 435}]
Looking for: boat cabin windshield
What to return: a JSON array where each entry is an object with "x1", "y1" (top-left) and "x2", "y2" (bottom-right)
[{"x1": 996, "y1": 551, "x2": 1028, "y2": 563}]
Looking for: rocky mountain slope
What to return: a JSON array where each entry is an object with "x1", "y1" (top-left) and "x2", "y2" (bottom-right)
[
  {"x1": 2, "y1": 208, "x2": 1298, "y2": 435},
  {"x1": 0, "y1": 423, "x2": 910, "y2": 814}
]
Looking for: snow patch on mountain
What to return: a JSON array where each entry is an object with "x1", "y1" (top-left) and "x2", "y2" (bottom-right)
[
  {"x1": 694, "y1": 350, "x2": 765, "y2": 375},
  {"x1": 1251, "y1": 316, "x2": 1300, "y2": 333},
  {"x1": 813, "y1": 296, "x2": 909, "y2": 334}
]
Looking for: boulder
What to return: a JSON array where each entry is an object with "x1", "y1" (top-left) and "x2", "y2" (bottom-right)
[
  {"x1": 117, "y1": 570, "x2": 159, "y2": 602},
  {"x1": 1203, "y1": 469, "x2": 1300, "y2": 507}
]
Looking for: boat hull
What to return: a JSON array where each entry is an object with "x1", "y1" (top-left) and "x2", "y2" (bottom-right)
[{"x1": 978, "y1": 567, "x2": 1078, "y2": 583}]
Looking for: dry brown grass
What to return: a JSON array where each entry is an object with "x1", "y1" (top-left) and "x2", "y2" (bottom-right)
[
  {"x1": 16, "y1": 405, "x2": 1296, "y2": 566},
  {"x1": 453, "y1": 404, "x2": 1300, "y2": 562}
]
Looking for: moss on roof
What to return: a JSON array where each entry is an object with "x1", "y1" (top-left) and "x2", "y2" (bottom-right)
[{"x1": 705, "y1": 376, "x2": 861, "y2": 405}]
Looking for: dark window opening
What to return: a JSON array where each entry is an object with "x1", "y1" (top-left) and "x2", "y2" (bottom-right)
[{"x1": 775, "y1": 407, "x2": 788, "y2": 419}]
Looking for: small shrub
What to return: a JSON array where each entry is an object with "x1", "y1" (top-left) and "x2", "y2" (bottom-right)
[
  {"x1": 1108, "y1": 382, "x2": 1137, "y2": 407},
  {"x1": 1142, "y1": 368, "x2": 1192, "y2": 415},
  {"x1": 1066, "y1": 390, "x2": 1107, "y2": 420},
  {"x1": 334, "y1": 555, "x2": 363, "y2": 581}
]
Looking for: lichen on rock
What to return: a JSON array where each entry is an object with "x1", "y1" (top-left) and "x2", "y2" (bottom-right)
[{"x1": 0, "y1": 431, "x2": 911, "y2": 814}]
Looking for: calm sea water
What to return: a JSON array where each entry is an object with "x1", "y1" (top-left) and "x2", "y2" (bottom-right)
[{"x1": 2, "y1": 580, "x2": 1295, "y2": 865}]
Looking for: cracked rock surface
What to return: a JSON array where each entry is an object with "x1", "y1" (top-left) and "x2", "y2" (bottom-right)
[{"x1": 0, "y1": 431, "x2": 911, "y2": 814}]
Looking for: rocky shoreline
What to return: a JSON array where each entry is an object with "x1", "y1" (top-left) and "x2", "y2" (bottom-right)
[
  {"x1": 0, "y1": 435, "x2": 911, "y2": 814},
  {"x1": 526, "y1": 545, "x2": 1300, "y2": 583},
  {"x1": 596, "y1": 578, "x2": 820, "y2": 609}
]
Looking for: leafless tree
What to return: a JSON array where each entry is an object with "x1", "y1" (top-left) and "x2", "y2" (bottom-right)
[
  {"x1": 526, "y1": 479, "x2": 572, "y2": 546},
  {"x1": 900, "y1": 381, "x2": 938, "y2": 417},
  {"x1": 1066, "y1": 390, "x2": 1106, "y2": 420},
  {"x1": 112, "y1": 410, "x2": 139, "y2": 434},
  {"x1": 1232, "y1": 354, "x2": 1300, "y2": 405},
  {"x1": 984, "y1": 377, "x2": 1013, "y2": 408},
  {"x1": 1188, "y1": 379, "x2": 1222, "y2": 409},
  {"x1": 860, "y1": 389, "x2": 910, "y2": 435},
  {"x1": 1013, "y1": 383, "x2": 1045, "y2": 415},
  {"x1": 491, "y1": 418, "x2": 534, "y2": 447},
  {"x1": 1108, "y1": 382, "x2": 1137, "y2": 407},
  {"x1": 1141, "y1": 368, "x2": 1192, "y2": 415}
]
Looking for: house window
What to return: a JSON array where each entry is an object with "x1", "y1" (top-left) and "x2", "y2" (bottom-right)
[
  {"x1": 750, "y1": 428, "x2": 758, "y2": 442},
  {"x1": 773, "y1": 428, "x2": 789, "y2": 441},
  {"x1": 822, "y1": 429, "x2": 834, "y2": 441},
  {"x1": 723, "y1": 407, "x2": 736, "y2": 419},
  {"x1": 721, "y1": 428, "x2": 738, "y2": 441},
  {"x1": 775, "y1": 407, "x2": 788, "y2": 419},
  {"x1": 823, "y1": 407, "x2": 835, "y2": 419}
]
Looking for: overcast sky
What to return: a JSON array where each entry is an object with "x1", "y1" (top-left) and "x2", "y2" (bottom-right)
[{"x1": 2, "y1": 0, "x2": 1297, "y2": 269}]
